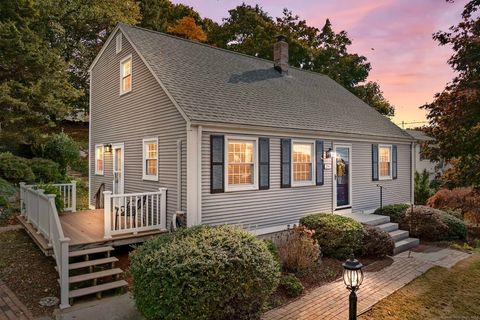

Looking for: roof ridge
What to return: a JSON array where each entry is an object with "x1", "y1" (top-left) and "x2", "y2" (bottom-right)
[{"x1": 119, "y1": 23, "x2": 328, "y2": 78}]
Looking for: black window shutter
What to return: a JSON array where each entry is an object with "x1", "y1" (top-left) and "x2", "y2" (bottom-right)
[
  {"x1": 210, "y1": 135, "x2": 224, "y2": 193},
  {"x1": 258, "y1": 138, "x2": 270, "y2": 190},
  {"x1": 316, "y1": 140, "x2": 324, "y2": 186},
  {"x1": 280, "y1": 138, "x2": 291, "y2": 188},
  {"x1": 392, "y1": 145, "x2": 398, "y2": 179},
  {"x1": 372, "y1": 144, "x2": 379, "y2": 181}
]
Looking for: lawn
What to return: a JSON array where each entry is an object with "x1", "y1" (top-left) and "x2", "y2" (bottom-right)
[{"x1": 360, "y1": 253, "x2": 480, "y2": 319}]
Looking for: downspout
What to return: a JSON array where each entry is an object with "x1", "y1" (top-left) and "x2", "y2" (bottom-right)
[
  {"x1": 172, "y1": 139, "x2": 184, "y2": 231},
  {"x1": 197, "y1": 126, "x2": 203, "y2": 225},
  {"x1": 411, "y1": 141, "x2": 415, "y2": 205}
]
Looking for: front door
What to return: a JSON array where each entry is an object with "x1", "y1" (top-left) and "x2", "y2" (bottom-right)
[
  {"x1": 112, "y1": 144, "x2": 124, "y2": 195},
  {"x1": 334, "y1": 145, "x2": 351, "y2": 209}
]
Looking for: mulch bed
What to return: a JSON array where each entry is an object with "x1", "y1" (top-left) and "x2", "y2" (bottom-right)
[{"x1": 0, "y1": 229, "x2": 59, "y2": 317}]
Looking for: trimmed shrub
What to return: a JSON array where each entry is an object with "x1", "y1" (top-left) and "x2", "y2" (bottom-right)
[
  {"x1": 415, "y1": 170, "x2": 433, "y2": 205},
  {"x1": 129, "y1": 225, "x2": 280, "y2": 320},
  {"x1": 400, "y1": 206, "x2": 448, "y2": 241},
  {"x1": 279, "y1": 274, "x2": 304, "y2": 298},
  {"x1": 275, "y1": 225, "x2": 320, "y2": 273},
  {"x1": 300, "y1": 213, "x2": 363, "y2": 259},
  {"x1": 0, "y1": 153, "x2": 35, "y2": 184},
  {"x1": 427, "y1": 187, "x2": 480, "y2": 225},
  {"x1": 30, "y1": 158, "x2": 63, "y2": 183},
  {"x1": 361, "y1": 225, "x2": 395, "y2": 258},
  {"x1": 36, "y1": 133, "x2": 79, "y2": 175},
  {"x1": 440, "y1": 213, "x2": 467, "y2": 241},
  {"x1": 264, "y1": 239, "x2": 280, "y2": 264},
  {"x1": 374, "y1": 204, "x2": 410, "y2": 223}
]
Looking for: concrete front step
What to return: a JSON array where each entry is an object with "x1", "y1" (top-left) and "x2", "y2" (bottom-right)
[
  {"x1": 394, "y1": 238, "x2": 420, "y2": 255},
  {"x1": 389, "y1": 229, "x2": 409, "y2": 242},
  {"x1": 377, "y1": 222, "x2": 399, "y2": 232}
]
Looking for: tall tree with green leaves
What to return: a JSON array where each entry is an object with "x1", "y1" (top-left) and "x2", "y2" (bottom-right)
[
  {"x1": 36, "y1": 0, "x2": 141, "y2": 113},
  {"x1": 422, "y1": 0, "x2": 480, "y2": 187},
  {"x1": 0, "y1": 0, "x2": 81, "y2": 151}
]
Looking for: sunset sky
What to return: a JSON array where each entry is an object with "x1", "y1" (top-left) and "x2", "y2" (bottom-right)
[{"x1": 172, "y1": 0, "x2": 467, "y2": 127}]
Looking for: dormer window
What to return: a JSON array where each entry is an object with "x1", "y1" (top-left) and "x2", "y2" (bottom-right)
[{"x1": 120, "y1": 55, "x2": 132, "y2": 95}]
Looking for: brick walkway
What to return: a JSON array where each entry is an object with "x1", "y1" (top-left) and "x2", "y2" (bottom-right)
[
  {"x1": 263, "y1": 247, "x2": 470, "y2": 320},
  {"x1": 0, "y1": 280, "x2": 33, "y2": 320}
]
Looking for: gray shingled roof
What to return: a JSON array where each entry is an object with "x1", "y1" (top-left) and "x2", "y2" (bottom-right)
[
  {"x1": 405, "y1": 129, "x2": 433, "y2": 141},
  {"x1": 120, "y1": 24, "x2": 412, "y2": 140}
]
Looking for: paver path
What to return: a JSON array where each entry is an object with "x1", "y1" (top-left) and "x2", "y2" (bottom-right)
[
  {"x1": 263, "y1": 247, "x2": 470, "y2": 320},
  {"x1": 0, "y1": 279, "x2": 33, "y2": 320}
]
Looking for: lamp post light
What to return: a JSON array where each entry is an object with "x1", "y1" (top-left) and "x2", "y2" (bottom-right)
[{"x1": 343, "y1": 254, "x2": 364, "y2": 320}]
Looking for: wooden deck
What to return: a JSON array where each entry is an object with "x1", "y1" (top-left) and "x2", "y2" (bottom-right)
[{"x1": 18, "y1": 209, "x2": 167, "y2": 255}]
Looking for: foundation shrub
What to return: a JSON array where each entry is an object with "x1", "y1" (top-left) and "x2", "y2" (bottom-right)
[
  {"x1": 361, "y1": 225, "x2": 395, "y2": 257},
  {"x1": 129, "y1": 225, "x2": 280, "y2": 320},
  {"x1": 279, "y1": 274, "x2": 304, "y2": 298},
  {"x1": 300, "y1": 213, "x2": 363, "y2": 259},
  {"x1": 374, "y1": 204, "x2": 410, "y2": 223}
]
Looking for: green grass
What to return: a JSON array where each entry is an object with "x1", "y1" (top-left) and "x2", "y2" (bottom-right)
[{"x1": 360, "y1": 254, "x2": 480, "y2": 319}]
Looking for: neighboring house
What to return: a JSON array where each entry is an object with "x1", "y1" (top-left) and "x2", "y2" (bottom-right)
[
  {"x1": 88, "y1": 23, "x2": 415, "y2": 235},
  {"x1": 406, "y1": 129, "x2": 444, "y2": 180}
]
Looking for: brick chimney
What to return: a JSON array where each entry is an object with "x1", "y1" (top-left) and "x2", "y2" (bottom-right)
[{"x1": 274, "y1": 35, "x2": 288, "y2": 73}]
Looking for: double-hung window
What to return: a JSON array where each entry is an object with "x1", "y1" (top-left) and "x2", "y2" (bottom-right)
[
  {"x1": 120, "y1": 55, "x2": 132, "y2": 94},
  {"x1": 95, "y1": 144, "x2": 104, "y2": 175},
  {"x1": 143, "y1": 138, "x2": 158, "y2": 181},
  {"x1": 379, "y1": 145, "x2": 392, "y2": 180},
  {"x1": 292, "y1": 141, "x2": 315, "y2": 186},
  {"x1": 225, "y1": 137, "x2": 258, "y2": 191}
]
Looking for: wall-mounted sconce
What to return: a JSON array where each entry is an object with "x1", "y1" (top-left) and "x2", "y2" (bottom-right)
[
  {"x1": 104, "y1": 144, "x2": 112, "y2": 153},
  {"x1": 324, "y1": 148, "x2": 332, "y2": 159}
]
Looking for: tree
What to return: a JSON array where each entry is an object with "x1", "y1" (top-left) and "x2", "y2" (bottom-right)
[
  {"x1": 0, "y1": 0, "x2": 81, "y2": 150},
  {"x1": 167, "y1": 16, "x2": 207, "y2": 42},
  {"x1": 353, "y1": 81, "x2": 395, "y2": 117},
  {"x1": 422, "y1": 0, "x2": 480, "y2": 187},
  {"x1": 36, "y1": 0, "x2": 141, "y2": 113},
  {"x1": 139, "y1": 0, "x2": 201, "y2": 33}
]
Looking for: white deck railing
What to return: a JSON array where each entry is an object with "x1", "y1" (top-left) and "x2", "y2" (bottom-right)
[
  {"x1": 19, "y1": 183, "x2": 71, "y2": 309},
  {"x1": 52, "y1": 182, "x2": 77, "y2": 212},
  {"x1": 103, "y1": 188, "x2": 167, "y2": 239}
]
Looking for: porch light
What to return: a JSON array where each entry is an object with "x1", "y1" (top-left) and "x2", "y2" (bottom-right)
[
  {"x1": 104, "y1": 144, "x2": 112, "y2": 153},
  {"x1": 324, "y1": 148, "x2": 332, "y2": 159},
  {"x1": 343, "y1": 254, "x2": 364, "y2": 320}
]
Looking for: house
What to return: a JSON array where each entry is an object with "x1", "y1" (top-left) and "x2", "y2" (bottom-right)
[
  {"x1": 406, "y1": 129, "x2": 444, "y2": 180},
  {"x1": 88, "y1": 23, "x2": 416, "y2": 235},
  {"x1": 18, "y1": 23, "x2": 419, "y2": 308}
]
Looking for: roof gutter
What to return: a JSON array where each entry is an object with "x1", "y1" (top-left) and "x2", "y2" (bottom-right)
[{"x1": 189, "y1": 120, "x2": 415, "y2": 144}]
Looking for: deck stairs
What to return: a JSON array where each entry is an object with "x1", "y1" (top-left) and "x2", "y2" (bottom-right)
[
  {"x1": 66, "y1": 246, "x2": 127, "y2": 303},
  {"x1": 339, "y1": 211, "x2": 419, "y2": 255}
]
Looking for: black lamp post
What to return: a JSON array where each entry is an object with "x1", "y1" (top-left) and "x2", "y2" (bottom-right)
[{"x1": 343, "y1": 254, "x2": 364, "y2": 320}]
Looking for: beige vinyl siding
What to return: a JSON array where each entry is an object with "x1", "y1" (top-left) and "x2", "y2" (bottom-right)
[
  {"x1": 201, "y1": 131, "x2": 333, "y2": 230},
  {"x1": 351, "y1": 142, "x2": 411, "y2": 212},
  {"x1": 201, "y1": 132, "x2": 412, "y2": 230},
  {"x1": 89, "y1": 30, "x2": 187, "y2": 226}
]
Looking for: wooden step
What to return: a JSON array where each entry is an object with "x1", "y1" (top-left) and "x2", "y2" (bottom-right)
[
  {"x1": 69, "y1": 257, "x2": 118, "y2": 270},
  {"x1": 69, "y1": 268, "x2": 123, "y2": 284},
  {"x1": 69, "y1": 246, "x2": 114, "y2": 258},
  {"x1": 69, "y1": 280, "x2": 128, "y2": 299}
]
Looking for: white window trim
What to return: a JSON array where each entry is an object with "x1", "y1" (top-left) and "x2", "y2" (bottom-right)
[
  {"x1": 378, "y1": 144, "x2": 393, "y2": 180},
  {"x1": 116, "y1": 34, "x2": 122, "y2": 54},
  {"x1": 224, "y1": 135, "x2": 259, "y2": 192},
  {"x1": 94, "y1": 144, "x2": 104, "y2": 176},
  {"x1": 142, "y1": 137, "x2": 159, "y2": 181},
  {"x1": 291, "y1": 139, "x2": 316, "y2": 187},
  {"x1": 119, "y1": 54, "x2": 132, "y2": 95}
]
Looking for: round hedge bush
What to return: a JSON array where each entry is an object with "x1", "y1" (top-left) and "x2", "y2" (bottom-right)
[
  {"x1": 129, "y1": 225, "x2": 280, "y2": 320},
  {"x1": 400, "y1": 206, "x2": 448, "y2": 241},
  {"x1": 440, "y1": 213, "x2": 467, "y2": 241},
  {"x1": 361, "y1": 225, "x2": 394, "y2": 258},
  {"x1": 300, "y1": 213, "x2": 363, "y2": 259},
  {"x1": 30, "y1": 158, "x2": 63, "y2": 183},
  {"x1": 279, "y1": 274, "x2": 304, "y2": 298},
  {"x1": 374, "y1": 204, "x2": 410, "y2": 223},
  {"x1": 0, "y1": 152, "x2": 34, "y2": 184}
]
